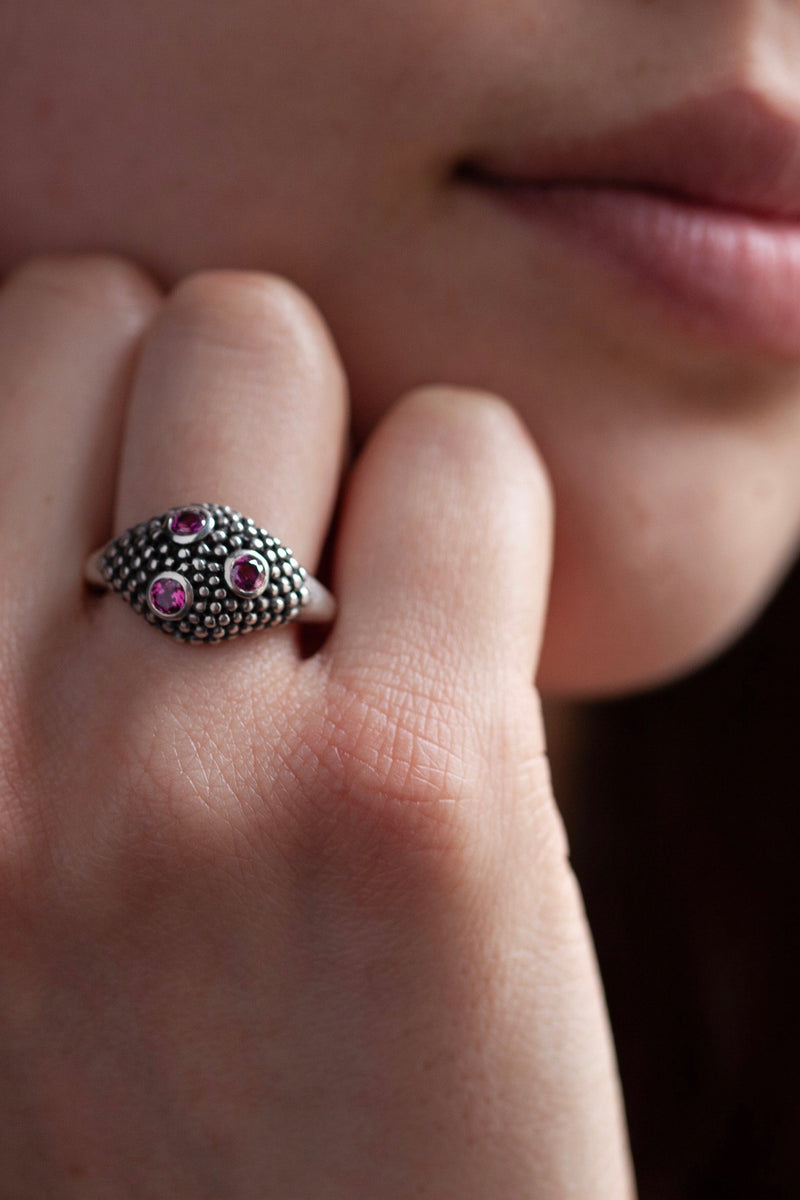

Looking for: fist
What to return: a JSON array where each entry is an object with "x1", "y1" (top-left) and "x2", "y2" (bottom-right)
[{"x1": 0, "y1": 256, "x2": 633, "y2": 1197}]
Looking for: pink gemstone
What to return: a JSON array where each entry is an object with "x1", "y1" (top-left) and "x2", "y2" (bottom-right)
[
  {"x1": 150, "y1": 577, "x2": 188, "y2": 616},
  {"x1": 169, "y1": 508, "x2": 206, "y2": 537},
  {"x1": 231, "y1": 555, "x2": 266, "y2": 594}
]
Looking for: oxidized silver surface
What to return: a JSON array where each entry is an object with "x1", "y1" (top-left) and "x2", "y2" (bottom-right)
[{"x1": 96, "y1": 503, "x2": 310, "y2": 643}]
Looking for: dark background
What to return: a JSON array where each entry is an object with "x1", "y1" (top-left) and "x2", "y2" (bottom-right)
[{"x1": 571, "y1": 559, "x2": 799, "y2": 1198}]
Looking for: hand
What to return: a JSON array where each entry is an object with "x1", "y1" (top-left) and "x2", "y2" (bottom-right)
[{"x1": 0, "y1": 255, "x2": 634, "y2": 1197}]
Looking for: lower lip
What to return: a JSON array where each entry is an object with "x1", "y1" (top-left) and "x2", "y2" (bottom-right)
[{"x1": 478, "y1": 180, "x2": 800, "y2": 359}]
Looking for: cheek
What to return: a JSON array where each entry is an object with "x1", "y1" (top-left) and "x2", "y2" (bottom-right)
[
  {"x1": 0, "y1": 0, "x2": 447, "y2": 275},
  {"x1": 537, "y1": 414, "x2": 800, "y2": 696},
  {"x1": 307, "y1": 217, "x2": 800, "y2": 700},
  {"x1": 319, "y1": 229, "x2": 800, "y2": 698}
]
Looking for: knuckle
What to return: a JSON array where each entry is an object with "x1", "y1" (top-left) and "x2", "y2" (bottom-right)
[
  {"x1": 271, "y1": 681, "x2": 569, "y2": 933},
  {"x1": 288, "y1": 672, "x2": 570, "y2": 897},
  {"x1": 160, "y1": 269, "x2": 345, "y2": 383},
  {"x1": 1, "y1": 252, "x2": 161, "y2": 325},
  {"x1": 324, "y1": 674, "x2": 475, "y2": 805},
  {"x1": 302, "y1": 675, "x2": 483, "y2": 866},
  {"x1": 112, "y1": 689, "x2": 236, "y2": 830}
]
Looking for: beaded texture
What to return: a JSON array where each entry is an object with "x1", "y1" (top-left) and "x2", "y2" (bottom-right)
[{"x1": 100, "y1": 503, "x2": 310, "y2": 642}]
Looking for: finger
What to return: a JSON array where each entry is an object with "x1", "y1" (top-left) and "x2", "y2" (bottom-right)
[
  {"x1": 112, "y1": 271, "x2": 348, "y2": 656},
  {"x1": 323, "y1": 388, "x2": 633, "y2": 1194},
  {"x1": 0, "y1": 255, "x2": 161, "y2": 634},
  {"x1": 330, "y1": 386, "x2": 553, "y2": 684}
]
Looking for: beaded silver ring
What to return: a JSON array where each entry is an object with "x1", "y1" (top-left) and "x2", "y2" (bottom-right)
[{"x1": 84, "y1": 503, "x2": 335, "y2": 643}]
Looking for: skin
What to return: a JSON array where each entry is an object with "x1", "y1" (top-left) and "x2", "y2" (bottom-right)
[
  {"x1": 0, "y1": 0, "x2": 798, "y2": 1193},
  {"x1": 0, "y1": 262, "x2": 632, "y2": 1196},
  {"x1": 4, "y1": 0, "x2": 800, "y2": 693}
]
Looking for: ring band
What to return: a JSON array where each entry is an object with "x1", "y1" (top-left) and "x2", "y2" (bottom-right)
[{"x1": 84, "y1": 503, "x2": 335, "y2": 642}]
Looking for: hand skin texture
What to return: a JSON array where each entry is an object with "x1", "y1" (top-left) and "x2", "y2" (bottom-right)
[{"x1": 0, "y1": 257, "x2": 635, "y2": 1197}]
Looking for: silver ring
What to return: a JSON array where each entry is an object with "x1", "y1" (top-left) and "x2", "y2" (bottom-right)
[{"x1": 84, "y1": 503, "x2": 335, "y2": 643}]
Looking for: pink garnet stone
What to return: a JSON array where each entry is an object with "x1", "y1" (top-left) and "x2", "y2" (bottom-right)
[
  {"x1": 169, "y1": 508, "x2": 206, "y2": 537},
  {"x1": 230, "y1": 554, "x2": 266, "y2": 595},
  {"x1": 150, "y1": 576, "x2": 188, "y2": 617}
]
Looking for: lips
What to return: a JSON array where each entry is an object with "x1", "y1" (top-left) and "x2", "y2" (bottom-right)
[
  {"x1": 457, "y1": 86, "x2": 800, "y2": 222},
  {"x1": 456, "y1": 87, "x2": 800, "y2": 357}
]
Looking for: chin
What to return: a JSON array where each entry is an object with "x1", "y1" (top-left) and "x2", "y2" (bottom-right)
[{"x1": 535, "y1": 524, "x2": 799, "y2": 699}]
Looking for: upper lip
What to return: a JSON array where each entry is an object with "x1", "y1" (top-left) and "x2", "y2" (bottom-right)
[{"x1": 458, "y1": 86, "x2": 800, "y2": 221}]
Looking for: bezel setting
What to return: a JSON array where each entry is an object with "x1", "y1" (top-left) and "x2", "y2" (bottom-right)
[
  {"x1": 224, "y1": 550, "x2": 270, "y2": 598},
  {"x1": 165, "y1": 504, "x2": 215, "y2": 545},
  {"x1": 147, "y1": 571, "x2": 194, "y2": 620}
]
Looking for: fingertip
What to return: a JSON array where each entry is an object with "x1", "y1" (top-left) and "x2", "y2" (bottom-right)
[
  {"x1": 397, "y1": 382, "x2": 554, "y2": 519},
  {"x1": 2, "y1": 252, "x2": 163, "y2": 329},
  {"x1": 330, "y1": 383, "x2": 555, "y2": 681},
  {"x1": 163, "y1": 269, "x2": 349, "y2": 403}
]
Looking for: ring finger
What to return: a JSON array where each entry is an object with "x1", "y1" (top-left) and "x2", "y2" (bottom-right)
[{"x1": 107, "y1": 270, "x2": 348, "y2": 672}]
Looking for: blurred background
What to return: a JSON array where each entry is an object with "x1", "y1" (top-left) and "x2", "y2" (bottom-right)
[{"x1": 561, "y1": 557, "x2": 799, "y2": 1198}]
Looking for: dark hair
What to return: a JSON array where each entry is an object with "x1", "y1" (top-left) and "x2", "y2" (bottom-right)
[{"x1": 572, "y1": 558, "x2": 800, "y2": 1198}]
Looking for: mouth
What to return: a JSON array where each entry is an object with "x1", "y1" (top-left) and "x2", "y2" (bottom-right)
[{"x1": 454, "y1": 87, "x2": 800, "y2": 359}]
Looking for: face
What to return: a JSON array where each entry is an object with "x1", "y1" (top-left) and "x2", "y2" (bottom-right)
[{"x1": 3, "y1": 0, "x2": 800, "y2": 695}]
